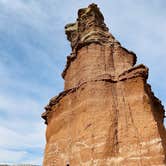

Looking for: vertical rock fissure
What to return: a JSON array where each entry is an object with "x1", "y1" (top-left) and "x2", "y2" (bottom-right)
[
  {"x1": 107, "y1": 83, "x2": 119, "y2": 156},
  {"x1": 90, "y1": 95, "x2": 95, "y2": 165},
  {"x1": 123, "y1": 83, "x2": 143, "y2": 165},
  {"x1": 110, "y1": 45, "x2": 115, "y2": 74},
  {"x1": 67, "y1": 110, "x2": 72, "y2": 165},
  {"x1": 103, "y1": 46, "x2": 107, "y2": 73}
]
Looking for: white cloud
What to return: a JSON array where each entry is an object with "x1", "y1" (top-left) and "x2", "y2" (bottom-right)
[
  {"x1": 0, "y1": 124, "x2": 45, "y2": 149},
  {"x1": 0, "y1": 149, "x2": 27, "y2": 163},
  {"x1": 0, "y1": 118, "x2": 45, "y2": 164},
  {"x1": 0, "y1": 89, "x2": 45, "y2": 163},
  {"x1": 0, "y1": 95, "x2": 40, "y2": 116}
]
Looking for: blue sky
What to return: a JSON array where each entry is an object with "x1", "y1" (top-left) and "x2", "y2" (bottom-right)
[{"x1": 0, "y1": 0, "x2": 165, "y2": 164}]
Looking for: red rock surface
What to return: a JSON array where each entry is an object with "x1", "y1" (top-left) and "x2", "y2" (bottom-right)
[{"x1": 42, "y1": 4, "x2": 166, "y2": 166}]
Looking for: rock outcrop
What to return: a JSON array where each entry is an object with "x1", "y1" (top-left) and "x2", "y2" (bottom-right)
[{"x1": 42, "y1": 4, "x2": 166, "y2": 166}]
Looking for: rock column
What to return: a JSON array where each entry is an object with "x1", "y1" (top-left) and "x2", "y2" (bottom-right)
[{"x1": 42, "y1": 4, "x2": 166, "y2": 166}]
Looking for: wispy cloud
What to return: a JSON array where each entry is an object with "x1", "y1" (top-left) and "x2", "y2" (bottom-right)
[
  {"x1": 0, "y1": 92, "x2": 45, "y2": 164},
  {"x1": 0, "y1": 148, "x2": 27, "y2": 163}
]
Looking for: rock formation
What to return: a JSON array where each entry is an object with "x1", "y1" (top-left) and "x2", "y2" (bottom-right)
[{"x1": 42, "y1": 4, "x2": 166, "y2": 166}]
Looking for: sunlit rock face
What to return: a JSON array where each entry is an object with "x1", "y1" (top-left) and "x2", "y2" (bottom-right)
[{"x1": 42, "y1": 3, "x2": 166, "y2": 166}]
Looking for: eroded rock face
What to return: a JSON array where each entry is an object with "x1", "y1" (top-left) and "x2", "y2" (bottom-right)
[{"x1": 42, "y1": 3, "x2": 166, "y2": 166}]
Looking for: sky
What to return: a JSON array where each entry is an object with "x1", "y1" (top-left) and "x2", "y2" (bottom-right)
[{"x1": 0, "y1": 0, "x2": 166, "y2": 165}]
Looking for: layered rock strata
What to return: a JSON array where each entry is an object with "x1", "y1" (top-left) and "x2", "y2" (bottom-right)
[{"x1": 42, "y1": 4, "x2": 166, "y2": 166}]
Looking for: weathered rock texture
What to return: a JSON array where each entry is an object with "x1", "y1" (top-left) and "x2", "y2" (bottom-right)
[{"x1": 42, "y1": 4, "x2": 166, "y2": 166}]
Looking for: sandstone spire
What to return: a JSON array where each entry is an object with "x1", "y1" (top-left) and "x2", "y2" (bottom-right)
[{"x1": 42, "y1": 4, "x2": 166, "y2": 165}]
